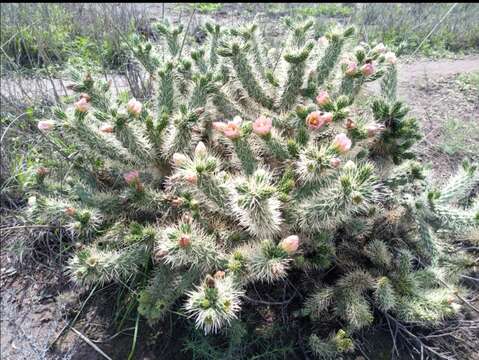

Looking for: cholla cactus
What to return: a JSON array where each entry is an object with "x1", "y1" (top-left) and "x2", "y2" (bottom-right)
[{"x1": 25, "y1": 17, "x2": 478, "y2": 357}]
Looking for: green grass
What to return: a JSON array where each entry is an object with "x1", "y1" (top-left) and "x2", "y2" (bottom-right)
[
  {"x1": 455, "y1": 71, "x2": 479, "y2": 93},
  {"x1": 196, "y1": 3, "x2": 223, "y2": 14},
  {"x1": 296, "y1": 4, "x2": 353, "y2": 17},
  {"x1": 438, "y1": 117, "x2": 479, "y2": 157}
]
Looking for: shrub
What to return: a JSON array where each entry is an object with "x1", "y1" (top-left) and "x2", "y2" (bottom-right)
[{"x1": 25, "y1": 19, "x2": 478, "y2": 358}]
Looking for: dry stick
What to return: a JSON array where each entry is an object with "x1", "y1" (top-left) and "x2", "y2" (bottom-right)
[
  {"x1": 411, "y1": 3, "x2": 458, "y2": 57},
  {"x1": 0, "y1": 225, "x2": 61, "y2": 231},
  {"x1": 177, "y1": 5, "x2": 196, "y2": 60},
  {"x1": 70, "y1": 327, "x2": 113, "y2": 360}
]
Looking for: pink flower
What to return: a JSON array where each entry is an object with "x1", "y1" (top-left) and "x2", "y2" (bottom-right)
[
  {"x1": 330, "y1": 157, "x2": 342, "y2": 168},
  {"x1": 37, "y1": 120, "x2": 55, "y2": 131},
  {"x1": 373, "y1": 43, "x2": 386, "y2": 54},
  {"x1": 279, "y1": 235, "x2": 299, "y2": 254},
  {"x1": 123, "y1": 170, "x2": 140, "y2": 185},
  {"x1": 366, "y1": 123, "x2": 385, "y2": 137},
  {"x1": 361, "y1": 62, "x2": 375, "y2": 77},
  {"x1": 36, "y1": 167, "x2": 49, "y2": 176},
  {"x1": 172, "y1": 153, "x2": 188, "y2": 167},
  {"x1": 194, "y1": 141, "x2": 207, "y2": 158},
  {"x1": 332, "y1": 133, "x2": 352, "y2": 153},
  {"x1": 318, "y1": 36, "x2": 329, "y2": 47},
  {"x1": 322, "y1": 112, "x2": 333, "y2": 124},
  {"x1": 99, "y1": 124, "x2": 114, "y2": 133},
  {"x1": 316, "y1": 90, "x2": 331, "y2": 106},
  {"x1": 212, "y1": 121, "x2": 227, "y2": 132},
  {"x1": 384, "y1": 51, "x2": 397, "y2": 65},
  {"x1": 252, "y1": 115, "x2": 272, "y2": 136},
  {"x1": 223, "y1": 116, "x2": 242, "y2": 139},
  {"x1": 306, "y1": 111, "x2": 326, "y2": 130},
  {"x1": 345, "y1": 61, "x2": 358, "y2": 76},
  {"x1": 65, "y1": 207, "x2": 76, "y2": 217},
  {"x1": 127, "y1": 98, "x2": 142, "y2": 116},
  {"x1": 74, "y1": 97, "x2": 90, "y2": 113},
  {"x1": 185, "y1": 173, "x2": 198, "y2": 185},
  {"x1": 345, "y1": 118, "x2": 356, "y2": 129}
]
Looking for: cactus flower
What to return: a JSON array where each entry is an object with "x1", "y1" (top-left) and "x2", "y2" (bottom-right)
[
  {"x1": 223, "y1": 118, "x2": 242, "y2": 139},
  {"x1": 316, "y1": 90, "x2": 331, "y2": 106},
  {"x1": 373, "y1": 43, "x2": 386, "y2": 54},
  {"x1": 65, "y1": 207, "x2": 77, "y2": 216},
  {"x1": 123, "y1": 170, "x2": 140, "y2": 185},
  {"x1": 99, "y1": 124, "x2": 114, "y2": 133},
  {"x1": 345, "y1": 61, "x2": 358, "y2": 76},
  {"x1": 37, "y1": 120, "x2": 55, "y2": 131},
  {"x1": 330, "y1": 157, "x2": 342, "y2": 168},
  {"x1": 36, "y1": 167, "x2": 50, "y2": 176},
  {"x1": 279, "y1": 235, "x2": 299, "y2": 254},
  {"x1": 345, "y1": 118, "x2": 356, "y2": 129},
  {"x1": 74, "y1": 97, "x2": 90, "y2": 113},
  {"x1": 384, "y1": 51, "x2": 397, "y2": 65},
  {"x1": 332, "y1": 133, "x2": 352, "y2": 153},
  {"x1": 361, "y1": 62, "x2": 375, "y2": 77},
  {"x1": 318, "y1": 36, "x2": 329, "y2": 47},
  {"x1": 172, "y1": 153, "x2": 188, "y2": 167},
  {"x1": 306, "y1": 111, "x2": 325, "y2": 130},
  {"x1": 195, "y1": 141, "x2": 207, "y2": 158},
  {"x1": 127, "y1": 98, "x2": 142, "y2": 116},
  {"x1": 185, "y1": 173, "x2": 198, "y2": 185},
  {"x1": 178, "y1": 234, "x2": 191, "y2": 248},
  {"x1": 212, "y1": 122, "x2": 227, "y2": 132},
  {"x1": 252, "y1": 115, "x2": 272, "y2": 136}
]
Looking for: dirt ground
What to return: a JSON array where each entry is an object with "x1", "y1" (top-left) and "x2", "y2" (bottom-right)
[{"x1": 1, "y1": 4, "x2": 478, "y2": 359}]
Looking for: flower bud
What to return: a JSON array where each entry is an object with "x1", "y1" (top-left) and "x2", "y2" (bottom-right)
[
  {"x1": 127, "y1": 98, "x2": 142, "y2": 117},
  {"x1": 178, "y1": 234, "x2": 191, "y2": 248},
  {"x1": 172, "y1": 153, "x2": 188, "y2": 167},
  {"x1": 36, "y1": 167, "x2": 50, "y2": 176},
  {"x1": 366, "y1": 123, "x2": 385, "y2": 137},
  {"x1": 99, "y1": 124, "x2": 114, "y2": 133},
  {"x1": 330, "y1": 157, "x2": 342, "y2": 168},
  {"x1": 214, "y1": 270, "x2": 225, "y2": 279},
  {"x1": 384, "y1": 51, "x2": 397, "y2": 65},
  {"x1": 361, "y1": 62, "x2": 375, "y2": 77},
  {"x1": 345, "y1": 61, "x2": 358, "y2": 76},
  {"x1": 185, "y1": 173, "x2": 198, "y2": 185},
  {"x1": 345, "y1": 118, "x2": 356, "y2": 129},
  {"x1": 316, "y1": 90, "x2": 331, "y2": 106},
  {"x1": 194, "y1": 141, "x2": 207, "y2": 158},
  {"x1": 123, "y1": 170, "x2": 140, "y2": 185},
  {"x1": 37, "y1": 120, "x2": 55, "y2": 131},
  {"x1": 74, "y1": 97, "x2": 90, "y2": 113},
  {"x1": 279, "y1": 235, "x2": 299, "y2": 254},
  {"x1": 65, "y1": 207, "x2": 76, "y2": 217}
]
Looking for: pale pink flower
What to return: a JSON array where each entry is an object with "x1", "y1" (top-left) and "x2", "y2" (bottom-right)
[
  {"x1": 74, "y1": 97, "x2": 90, "y2": 113},
  {"x1": 279, "y1": 235, "x2": 299, "y2": 254},
  {"x1": 194, "y1": 141, "x2": 207, "y2": 158},
  {"x1": 373, "y1": 43, "x2": 386, "y2": 54},
  {"x1": 37, "y1": 120, "x2": 55, "y2": 131},
  {"x1": 127, "y1": 98, "x2": 142, "y2": 116},
  {"x1": 123, "y1": 170, "x2": 140, "y2": 185},
  {"x1": 316, "y1": 90, "x2": 331, "y2": 106},
  {"x1": 212, "y1": 121, "x2": 227, "y2": 132},
  {"x1": 306, "y1": 111, "x2": 327, "y2": 130},
  {"x1": 223, "y1": 118, "x2": 242, "y2": 139},
  {"x1": 318, "y1": 36, "x2": 329, "y2": 47},
  {"x1": 185, "y1": 173, "x2": 198, "y2": 185},
  {"x1": 345, "y1": 61, "x2": 358, "y2": 76},
  {"x1": 330, "y1": 157, "x2": 342, "y2": 168},
  {"x1": 366, "y1": 123, "x2": 385, "y2": 137},
  {"x1": 361, "y1": 62, "x2": 375, "y2": 76},
  {"x1": 322, "y1": 112, "x2": 333, "y2": 124},
  {"x1": 252, "y1": 115, "x2": 272, "y2": 136},
  {"x1": 99, "y1": 124, "x2": 114, "y2": 133},
  {"x1": 172, "y1": 153, "x2": 188, "y2": 167},
  {"x1": 384, "y1": 51, "x2": 397, "y2": 65},
  {"x1": 332, "y1": 133, "x2": 352, "y2": 153}
]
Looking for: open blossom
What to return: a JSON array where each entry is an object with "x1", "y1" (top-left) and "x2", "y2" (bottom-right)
[
  {"x1": 373, "y1": 43, "x2": 386, "y2": 54},
  {"x1": 316, "y1": 90, "x2": 331, "y2": 106},
  {"x1": 252, "y1": 115, "x2": 272, "y2": 136},
  {"x1": 123, "y1": 170, "x2": 140, "y2": 185},
  {"x1": 306, "y1": 111, "x2": 332, "y2": 130},
  {"x1": 37, "y1": 120, "x2": 55, "y2": 131},
  {"x1": 194, "y1": 141, "x2": 207, "y2": 158},
  {"x1": 172, "y1": 153, "x2": 188, "y2": 167},
  {"x1": 345, "y1": 61, "x2": 358, "y2": 76},
  {"x1": 361, "y1": 62, "x2": 375, "y2": 76},
  {"x1": 99, "y1": 124, "x2": 114, "y2": 133},
  {"x1": 127, "y1": 98, "x2": 142, "y2": 116},
  {"x1": 384, "y1": 51, "x2": 397, "y2": 65},
  {"x1": 279, "y1": 235, "x2": 299, "y2": 254},
  {"x1": 332, "y1": 133, "x2": 352, "y2": 153},
  {"x1": 212, "y1": 122, "x2": 227, "y2": 132},
  {"x1": 366, "y1": 123, "x2": 385, "y2": 137},
  {"x1": 74, "y1": 97, "x2": 90, "y2": 113},
  {"x1": 223, "y1": 116, "x2": 242, "y2": 139},
  {"x1": 330, "y1": 157, "x2": 342, "y2": 168}
]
